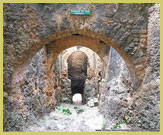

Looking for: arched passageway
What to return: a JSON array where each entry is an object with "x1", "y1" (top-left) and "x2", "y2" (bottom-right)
[
  {"x1": 3, "y1": 3, "x2": 160, "y2": 132},
  {"x1": 3, "y1": 30, "x2": 146, "y2": 131},
  {"x1": 44, "y1": 33, "x2": 141, "y2": 88},
  {"x1": 52, "y1": 46, "x2": 104, "y2": 104},
  {"x1": 67, "y1": 51, "x2": 88, "y2": 102}
]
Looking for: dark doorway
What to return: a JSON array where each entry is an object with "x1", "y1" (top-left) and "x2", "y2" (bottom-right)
[{"x1": 67, "y1": 51, "x2": 88, "y2": 101}]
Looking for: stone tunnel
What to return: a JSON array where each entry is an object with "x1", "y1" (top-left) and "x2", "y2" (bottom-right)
[
  {"x1": 67, "y1": 51, "x2": 88, "y2": 102},
  {"x1": 54, "y1": 47, "x2": 103, "y2": 104},
  {"x1": 3, "y1": 3, "x2": 160, "y2": 132}
]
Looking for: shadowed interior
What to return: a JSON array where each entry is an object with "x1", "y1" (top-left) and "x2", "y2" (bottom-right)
[{"x1": 67, "y1": 51, "x2": 88, "y2": 101}]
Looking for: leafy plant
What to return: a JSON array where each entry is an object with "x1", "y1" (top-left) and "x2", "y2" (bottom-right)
[
  {"x1": 111, "y1": 118, "x2": 130, "y2": 130},
  {"x1": 74, "y1": 106, "x2": 78, "y2": 110},
  {"x1": 55, "y1": 106, "x2": 72, "y2": 116},
  {"x1": 74, "y1": 106, "x2": 84, "y2": 114}
]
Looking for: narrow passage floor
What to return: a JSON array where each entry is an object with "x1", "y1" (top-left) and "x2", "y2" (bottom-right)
[{"x1": 23, "y1": 103, "x2": 129, "y2": 132}]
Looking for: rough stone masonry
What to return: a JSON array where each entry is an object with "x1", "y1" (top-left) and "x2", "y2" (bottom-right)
[{"x1": 3, "y1": 3, "x2": 160, "y2": 131}]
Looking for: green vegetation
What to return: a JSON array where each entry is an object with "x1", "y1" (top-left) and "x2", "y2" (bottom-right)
[
  {"x1": 74, "y1": 106, "x2": 84, "y2": 114},
  {"x1": 55, "y1": 106, "x2": 72, "y2": 116},
  {"x1": 99, "y1": 118, "x2": 130, "y2": 131},
  {"x1": 111, "y1": 118, "x2": 130, "y2": 130},
  {"x1": 55, "y1": 106, "x2": 84, "y2": 115}
]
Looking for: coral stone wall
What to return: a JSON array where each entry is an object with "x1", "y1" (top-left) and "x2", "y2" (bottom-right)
[
  {"x1": 100, "y1": 4, "x2": 160, "y2": 131},
  {"x1": 4, "y1": 3, "x2": 151, "y2": 94},
  {"x1": 3, "y1": 3, "x2": 159, "y2": 131},
  {"x1": 100, "y1": 47, "x2": 133, "y2": 128},
  {"x1": 124, "y1": 4, "x2": 160, "y2": 131},
  {"x1": 4, "y1": 48, "x2": 49, "y2": 131},
  {"x1": 68, "y1": 51, "x2": 88, "y2": 80},
  {"x1": 53, "y1": 46, "x2": 104, "y2": 103}
]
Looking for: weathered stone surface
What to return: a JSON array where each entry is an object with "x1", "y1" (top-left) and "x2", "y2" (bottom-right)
[
  {"x1": 93, "y1": 98, "x2": 99, "y2": 106},
  {"x1": 100, "y1": 48, "x2": 133, "y2": 125},
  {"x1": 87, "y1": 99, "x2": 94, "y2": 108},
  {"x1": 123, "y1": 4, "x2": 160, "y2": 131},
  {"x1": 60, "y1": 78, "x2": 71, "y2": 103},
  {"x1": 100, "y1": 4, "x2": 160, "y2": 131},
  {"x1": 4, "y1": 3, "x2": 152, "y2": 95},
  {"x1": 52, "y1": 46, "x2": 103, "y2": 104},
  {"x1": 3, "y1": 3, "x2": 159, "y2": 131},
  {"x1": 144, "y1": 3, "x2": 160, "y2": 83},
  {"x1": 84, "y1": 78, "x2": 97, "y2": 101},
  {"x1": 126, "y1": 81, "x2": 160, "y2": 131},
  {"x1": 67, "y1": 51, "x2": 88, "y2": 103},
  {"x1": 4, "y1": 48, "x2": 48, "y2": 131},
  {"x1": 68, "y1": 51, "x2": 88, "y2": 80}
]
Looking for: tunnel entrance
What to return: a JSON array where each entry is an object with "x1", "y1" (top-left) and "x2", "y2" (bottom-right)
[
  {"x1": 67, "y1": 51, "x2": 88, "y2": 102},
  {"x1": 52, "y1": 46, "x2": 103, "y2": 104}
]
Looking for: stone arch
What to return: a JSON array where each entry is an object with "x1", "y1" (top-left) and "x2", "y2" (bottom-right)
[
  {"x1": 4, "y1": 3, "x2": 150, "y2": 93},
  {"x1": 53, "y1": 46, "x2": 103, "y2": 103},
  {"x1": 67, "y1": 51, "x2": 88, "y2": 101},
  {"x1": 9, "y1": 29, "x2": 142, "y2": 96},
  {"x1": 9, "y1": 29, "x2": 142, "y2": 92},
  {"x1": 4, "y1": 4, "x2": 157, "y2": 131},
  {"x1": 55, "y1": 45, "x2": 103, "y2": 74},
  {"x1": 41, "y1": 29, "x2": 141, "y2": 89},
  {"x1": 45, "y1": 35, "x2": 108, "y2": 69}
]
